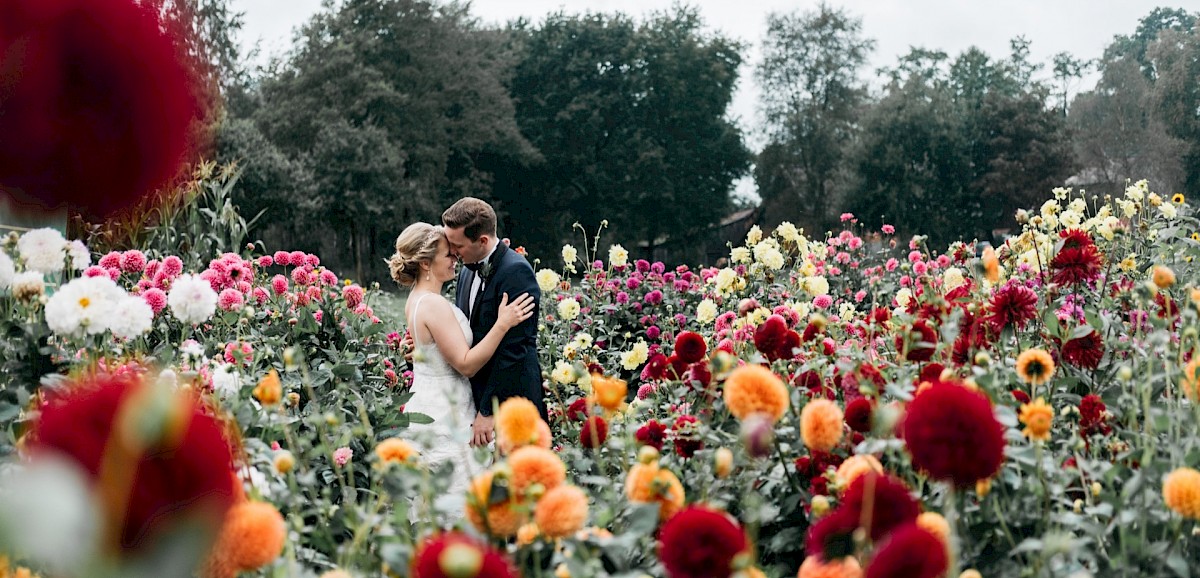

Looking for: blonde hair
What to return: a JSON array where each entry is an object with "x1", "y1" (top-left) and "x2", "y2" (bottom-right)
[{"x1": 388, "y1": 223, "x2": 443, "y2": 286}]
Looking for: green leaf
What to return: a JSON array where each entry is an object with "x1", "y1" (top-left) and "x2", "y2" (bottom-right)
[
  {"x1": 623, "y1": 503, "x2": 661, "y2": 536},
  {"x1": 405, "y1": 412, "x2": 434, "y2": 425}
]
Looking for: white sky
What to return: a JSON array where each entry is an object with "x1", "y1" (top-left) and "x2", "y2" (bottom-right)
[{"x1": 237, "y1": 0, "x2": 1171, "y2": 197}]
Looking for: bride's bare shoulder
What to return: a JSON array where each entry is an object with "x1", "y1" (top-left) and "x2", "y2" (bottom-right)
[{"x1": 414, "y1": 293, "x2": 455, "y2": 317}]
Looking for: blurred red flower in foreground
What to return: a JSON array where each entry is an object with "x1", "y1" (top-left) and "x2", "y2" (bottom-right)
[
  {"x1": 0, "y1": 0, "x2": 203, "y2": 218},
  {"x1": 900, "y1": 380, "x2": 1005, "y2": 488},
  {"x1": 29, "y1": 376, "x2": 235, "y2": 551}
]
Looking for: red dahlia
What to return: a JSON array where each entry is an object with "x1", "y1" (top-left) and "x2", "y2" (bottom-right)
[
  {"x1": 659, "y1": 506, "x2": 749, "y2": 578},
  {"x1": 805, "y1": 507, "x2": 858, "y2": 559},
  {"x1": 844, "y1": 398, "x2": 874, "y2": 433},
  {"x1": 580, "y1": 416, "x2": 608, "y2": 448},
  {"x1": 635, "y1": 419, "x2": 668, "y2": 451},
  {"x1": 841, "y1": 472, "x2": 920, "y2": 540},
  {"x1": 864, "y1": 522, "x2": 948, "y2": 578},
  {"x1": 1079, "y1": 394, "x2": 1112, "y2": 437},
  {"x1": 900, "y1": 380, "x2": 1005, "y2": 487},
  {"x1": 1050, "y1": 229, "x2": 1103, "y2": 286},
  {"x1": 672, "y1": 415, "x2": 704, "y2": 458},
  {"x1": 0, "y1": 0, "x2": 204, "y2": 219},
  {"x1": 566, "y1": 398, "x2": 590, "y2": 421},
  {"x1": 986, "y1": 281, "x2": 1039, "y2": 332},
  {"x1": 895, "y1": 320, "x2": 937, "y2": 362},
  {"x1": 412, "y1": 532, "x2": 516, "y2": 578},
  {"x1": 641, "y1": 353, "x2": 670, "y2": 381},
  {"x1": 30, "y1": 376, "x2": 235, "y2": 550},
  {"x1": 755, "y1": 315, "x2": 801, "y2": 361},
  {"x1": 1062, "y1": 330, "x2": 1105, "y2": 369},
  {"x1": 674, "y1": 331, "x2": 708, "y2": 364}
]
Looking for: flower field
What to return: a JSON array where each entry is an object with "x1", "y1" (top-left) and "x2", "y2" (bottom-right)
[{"x1": 2, "y1": 179, "x2": 1200, "y2": 578}]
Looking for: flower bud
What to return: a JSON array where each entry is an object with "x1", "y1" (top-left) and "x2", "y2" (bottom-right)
[
  {"x1": 637, "y1": 445, "x2": 660, "y2": 465},
  {"x1": 811, "y1": 495, "x2": 830, "y2": 518},
  {"x1": 1073, "y1": 499, "x2": 1083, "y2": 513},
  {"x1": 739, "y1": 413, "x2": 775, "y2": 459},
  {"x1": 714, "y1": 448, "x2": 734, "y2": 478},
  {"x1": 976, "y1": 478, "x2": 992, "y2": 498},
  {"x1": 1091, "y1": 482, "x2": 1102, "y2": 497},
  {"x1": 959, "y1": 571, "x2": 983, "y2": 578},
  {"x1": 439, "y1": 543, "x2": 483, "y2": 578},
  {"x1": 1117, "y1": 366, "x2": 1132, "y2": 381}
]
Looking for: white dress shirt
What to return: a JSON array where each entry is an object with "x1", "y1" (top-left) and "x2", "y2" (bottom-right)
[{"x1": 468, "y1": 243, "x2": 498, "y2": 317}]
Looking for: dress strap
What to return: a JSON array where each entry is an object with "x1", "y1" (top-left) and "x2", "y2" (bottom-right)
[{"x1": 409, "y1": 292, "x2": 431, "y2": 347}]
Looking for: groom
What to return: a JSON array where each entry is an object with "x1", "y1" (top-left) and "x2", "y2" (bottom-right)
[{"x1": 442, "y1": 198, "x2": 546, "y2": 447}]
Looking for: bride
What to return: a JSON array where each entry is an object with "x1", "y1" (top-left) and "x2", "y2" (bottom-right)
[{"x1": 387, "y1": 222, "x2": 534, "y2": 519}]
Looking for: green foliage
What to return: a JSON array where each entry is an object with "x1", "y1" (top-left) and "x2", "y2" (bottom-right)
[
  {"x1": 753, "y1": 2, "x2": 875, "y2": 232},
  {"x1": 505, "y1": 7, "x2": 751, "y2": 262},
  {"x1": 851, "y1": 43, "x2": 1074, "y2": 245}
]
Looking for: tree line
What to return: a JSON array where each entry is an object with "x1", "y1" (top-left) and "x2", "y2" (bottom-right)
[{"x1": 182, "y1": 0, "x2": 1198, "y2": 281}]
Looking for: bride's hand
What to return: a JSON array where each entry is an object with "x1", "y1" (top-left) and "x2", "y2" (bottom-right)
[{"x1": 497, "y1": 292, "x2": 535, "y2": 329}]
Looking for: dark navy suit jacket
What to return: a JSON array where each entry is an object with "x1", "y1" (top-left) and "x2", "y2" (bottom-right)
[{"x1": 455, "y1": 242, "x2": 546, "y2": 418}]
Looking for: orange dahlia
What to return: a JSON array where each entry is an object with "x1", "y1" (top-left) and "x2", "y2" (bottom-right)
[
  {"x1": 590, "y1": 374, "x2": 628, "y2": 411},
  {"x1": 499, "y1": 418, "x2": 552, "y2": 454},
  {"x1": 834, "y1": 454, "x2": 883, "y2": 490},
  {"x1": 496, "y1": 397, "x2": 541, "y2": 449},
  {"x1": 1163, "y1": 467, "x2": 1200, "y2": 519},
  {"x1": 801, "y1": 399, "x2": 845, "y2": 452},
  {"x1": 1018, "y1": 397, "x2": 1053, "y2": 442},
  {"x1": 253, "y1": 369, "x2": 282, "y2": 407},
  {"x1": 466, "y1": 471, "x2": 526, "y2": 537},
  {"x1": 724, "y1": 364, "x2": 790, "y2": 423},
  {"x1": 211, "y1": 501, "x2": 286, "y2": 571},
  {"x1": 375, "y1": 438, "x2": 418, "y2": 465},
  {"x1": 1181, "y1": 357, "x2": 1200, "y2": 401},
  {"x1": 535, "y1": 485, "x2": 589, "y2": 538},
  {"x1": 798, "y1": 555, "x2": 863, "y2": 578},
  {"x1": 625, "y1": 463, "x2": 685, "y2": 520},
  {"x1": 915, "y1": 512, "x2": 950, "y2": 546},
  {"x1": 509, "y1": 446, "x2": 566, "y2": 496}
]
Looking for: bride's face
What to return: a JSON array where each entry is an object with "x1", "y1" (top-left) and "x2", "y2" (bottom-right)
[{"x1": 427, "y1": 236, "x2": 458, "y2": 283}]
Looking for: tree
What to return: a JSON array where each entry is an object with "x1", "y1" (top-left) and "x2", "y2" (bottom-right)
[
  {"x1": 508, "y1": 8, "x2": 750, "y2": 261},
  {"x1": 851, "y1": 44, "x2": 1073, "y2": 245},
  {"x1": 1051, "y1": 52, "x2": 1089, "y2": 117},
  {"x1": 753, "y1": 3, "x2": 874, "y2": 232},
  {"x1": 1070, "y1": 57, "x2": 1188, "y2": 195},
  {"x1": 229, "y1": 0, "x2": 537, "y2": 281},
  {"x1": 1148, "y1": 26, "x2": 1200, "y2": 194}
]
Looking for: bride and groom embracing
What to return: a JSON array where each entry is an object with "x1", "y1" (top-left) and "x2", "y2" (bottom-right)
[{"x1": 387, "y1": 197, "x2": 548, "y2": 518}]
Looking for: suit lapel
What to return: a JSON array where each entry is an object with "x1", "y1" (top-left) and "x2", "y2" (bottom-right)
[
  {"x1": 456, "y1": 268, "x2": 469, "y2": 312},
  {"x1": 470, "y1": 243, "x2": 509, "y2": 326}
]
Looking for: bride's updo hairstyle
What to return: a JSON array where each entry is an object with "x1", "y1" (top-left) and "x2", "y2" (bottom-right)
[{"x1": 389, "y1": 223, "x2": 443, "y2": 287}]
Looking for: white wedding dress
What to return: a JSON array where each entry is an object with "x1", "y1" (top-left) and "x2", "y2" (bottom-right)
[{"x1": 404, "y1": 293, "x2": 488, "y2": 521}]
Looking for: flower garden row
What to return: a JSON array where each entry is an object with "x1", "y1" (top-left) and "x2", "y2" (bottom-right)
[{"x1": 2, "y1": 180, "x2": 1200, "y2": 577}]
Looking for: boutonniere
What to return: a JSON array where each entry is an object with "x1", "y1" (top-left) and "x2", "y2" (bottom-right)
[{"x1": 478, "y1": 260, "x2": 496, "y2": 281}]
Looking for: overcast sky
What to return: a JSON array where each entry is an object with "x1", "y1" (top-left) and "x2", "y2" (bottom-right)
[{"x1": 237, "y1": 0, "x2": 1172, "y2": 197}]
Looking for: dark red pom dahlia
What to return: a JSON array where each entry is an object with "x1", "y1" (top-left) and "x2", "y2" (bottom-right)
[
  {"x1": 658, "y1": 506, "x2": 749, "y2": 578},
  {"x1": 844, "y1": 398, "x2": 874, "y2": 433},
  {"x1": 0, "y1": 0, "x2": 204, "y2": 218},
  {"x1": 840, "y1": 472, "x2": 920, "y2": 540},
  {"x1": 901, "y1": 381, "x2": 1005, "y2": 487},
  {"x1": 864, "y1": 522, "x2": 948, "y2": 578},
  {"x1": 31, "y1": 376, "x2": 235, "y2": 550},
  {"x1": 755, "y1": 314, "x2": 801, "y2": 361},
  {"x1": 413, "y1": 532, "x2": 516, "y2": 578},
  {"x1": 641, "y1": 353, "x2": 670, "y2": 381},
  {"x1": 805, "y1": 507, "x2": 858, "y2": 559},
  {"x1": 566, "y1": 398, "x2": 590, "y2": 421},
  {"x1": 674, "y1": 331, "x2": 708, "y2": 364},
  {"x1": 895, "y1": 320, "x2": 938, "y2": 362},
  {"x1": 580, "y1": 416, "x2": 608, "y2": 448}
]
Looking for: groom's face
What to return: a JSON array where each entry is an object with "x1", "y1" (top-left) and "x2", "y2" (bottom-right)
[{"x1": 444, "y1": 226, "x2": 489, "y2": 264}]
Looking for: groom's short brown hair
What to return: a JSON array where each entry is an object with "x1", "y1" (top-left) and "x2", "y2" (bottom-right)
[{"x1": 442, "y1": 197, "x2": 497, "y2": 241}]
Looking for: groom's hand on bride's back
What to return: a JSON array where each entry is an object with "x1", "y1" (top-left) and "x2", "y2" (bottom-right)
[{"x1": 496, "y1": 292, "x2": 536, "y2": 330}]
